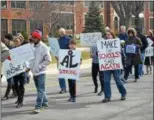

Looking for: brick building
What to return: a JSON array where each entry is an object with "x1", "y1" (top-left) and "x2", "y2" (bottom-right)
[{"x1": 1, "y1": 1, "x2": 153, "y2": 38}]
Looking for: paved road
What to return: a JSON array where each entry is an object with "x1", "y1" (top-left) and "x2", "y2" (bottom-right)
[{"x1": 1, "y1": 67, "x2": 153, "y2": 120}]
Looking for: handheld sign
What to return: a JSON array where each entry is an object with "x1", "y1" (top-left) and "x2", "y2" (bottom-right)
[
  {"x1": 2, "y1": 44, "x2": 34, "y2": 79},
  {"x1": 145, "y1": 38, "x2": 154, "y2": 57},
  {"x1": 58, "y1": 49, "x2": 81, "y2": 80},
  {"x1": 125, "y1": 44, "x2": 137, "y2": 54},
  {"x1": 80, "y1": 32, "x2": 102, "y2": 46},
  {"x1": 145, "y1": 47, "x2": 154, "y2": 57},
  {"x1": 48, "y1": 37, "x2": 60, "y2": 57},
  {"x1": 97, "y1": 38, "x2": 123, "y2": 71}
]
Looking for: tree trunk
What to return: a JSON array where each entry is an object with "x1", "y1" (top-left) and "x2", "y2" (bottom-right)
[{"x1": 134, "y1": 15, "x2": 140, "y2": 29}]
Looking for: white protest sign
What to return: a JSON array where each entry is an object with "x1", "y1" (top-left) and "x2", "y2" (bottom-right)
[
  {"x1": 125, "y1": 44, "x2": 137, "y2": 54},
  {"x1": 97, "y1": 38, "x2": 123, "y2": 71},
  {"x1": 2, "y1": 44, "x2": 35, "y2": 79},
  {"x1": 147, "y1": 38, "x2": 153, "y2": 46},
  {"x1": 48, "y1": 37, "x2": 60, "y2": 57},
  {"x1": 9, "y1": 44, "x2": 34, "y2": 63},
  {"x1": 145, "y1": 47, "x2": 154, "y2": 57},
  {"x1": 80, "y1": 32, "x2": 102, "y2": 46},
  {"x1": 58, "y1": 49, "x2": 81, "y2": 80},
  {"x1": 2, "y1": 61, "x2": 27, "y2": 79}
]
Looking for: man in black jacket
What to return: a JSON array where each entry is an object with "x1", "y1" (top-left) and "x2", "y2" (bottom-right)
[{"x1": 136, "y1": 27, "x2": 148, "y2": 77}]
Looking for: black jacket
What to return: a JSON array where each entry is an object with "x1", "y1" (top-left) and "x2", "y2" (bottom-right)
[{"x1": 137, "y1": 33, "x2": 148, "y2": 52}]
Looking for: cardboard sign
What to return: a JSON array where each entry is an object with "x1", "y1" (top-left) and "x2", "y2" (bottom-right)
[
  {"x1": 58, "y1": 49, "x2": 81, "y2": 80},
  {"x1": 97, "y1": 39, "x2": 123, "y2": 71},
  {"x1": 145, "y1": 47, "x2": 154, "y2": 57},
  {"x1": 125, "y1": 44, "x2": 136, "y2": 54},
  {"x1": 80, "y1": 32, "x2": 102, "y2": 46},
  {"x1": 48, "y1": 37, "x2": 60, "y2": 57},
  {"x1": 2, "y1": 62, "x2": 27, "y2": 79},
  {"x1": 2, "y1": 44, "x2": 34, "y2": 79},
  {"x1": 147, "y1": 38, "x2": 153, "y2": 46}
]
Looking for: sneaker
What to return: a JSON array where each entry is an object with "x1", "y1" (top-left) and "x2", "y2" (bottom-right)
[
  {"x1": 59, "y1": 89, "x2": 67, "y2": 94},
  {"x1": 102, "y1": 98, "x2": 110, "y2": 103},
  {"x1": 33, "y1": 109, "x2": 40, "y2": 114},
  {"x1": 71, "y1": 98, "x2": 76, "y2": 103},
  {"x1": 98, "y1": 90, "x2": 103, "y2": 96},
  {"x1": 16, "y1": 103, "x2": 23, "y2": 108},
  {"x1": 42, "y1": 104, "x2": 49, "y2": 109},
  {"x1": 121, "y1": 95, "x2": 126, "y2": 100}
]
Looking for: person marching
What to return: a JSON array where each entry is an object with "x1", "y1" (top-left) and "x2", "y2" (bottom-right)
[
  {"x1": 90, "y1": 44, "x2": 104, "y2": 96},
  {"x1": 101, "y1": 30, "x2": 127, "y2": 103},
  {"x1": 57, "y1": 28, "x2": 71, "y2": 94},
  {"x1": 26, "y1": 31, "x2": 51, "y2": 113},
  {"x1": 67, "y1": 40, "x2": 81, "y2": 102},
  {"x1": 2, "y1": 34, "x2": 17, "y2": 100},
  {"x1": 13, "y1": 35, "x2": 27, "y2": 108},
  {"x1": 124, "y1": 28, "x2": 143, "y2": 82}
]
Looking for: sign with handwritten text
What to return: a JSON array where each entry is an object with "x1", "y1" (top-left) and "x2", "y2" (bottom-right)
[
  {"x1": 48, "y1": 37, "x2": 60, "y2": 57},
  {"x1": 80, "y1": 32, "x2": 102, "y2": 46},
  {"x1": 125, "y1": 44, "x2": 137, "y2": 54},
  {"x1": 58, "y1": 50, "x2": 81, "y2": 80},
  {"x1": 2, "y1": 44, "x2": 34, "y2": 79},
  {"x1": 97, "y1": 38, "x2": 123, "y2": 71}
]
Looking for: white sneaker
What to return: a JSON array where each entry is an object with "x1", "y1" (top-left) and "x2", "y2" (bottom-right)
[{"x1": 33, "y1": 109, "x2": 40, "y2": 114}]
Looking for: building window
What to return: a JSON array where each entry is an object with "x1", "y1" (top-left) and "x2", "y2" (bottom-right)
[
  {"x1": 84, "y1": 1, "x2": 103, "y2": 8},
  {"x1": 1, "y1": 1, "x2": 7, "y2": 8},
  {"x1": 30, "y1": 20, "x2": 43, "y2": 33},
  {"x1": 50, "y1": 1, "x2": 74, "y2": 5},
  {"x1": 1, "y1": 19, "x2": 8, "y2": 38},
  {"x1": 12, "y1": 20, "x2": 26, "y2": 36},
  {"x1": 11, "y1": 1, "x2": 26, "y2": 8},
  {"x1": 29, "y1": 1, "x2": 42, "y2": 10},
  {"x1": 150, "y1": 1, "x2": 154, "y2": 12},
  {"x1": 150, "y1": 18, "x2": 154, "y2": 29}
]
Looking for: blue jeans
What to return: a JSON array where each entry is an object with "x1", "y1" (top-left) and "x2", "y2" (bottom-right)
[
  {"x1": 104, "y1": 70, "x2": 126, "y2": 99},
  {"x1": 139, "y1": 52, "x2": 145, "y2": 76},
  {"x1": 7, "y1": 78, "x2": 13, "y2": 85},
  {"x1": 34, "y1": 74, "x2": 48, "y2": 109},
  {"x1": 59, "y1": 78, "x2": 66, "y2": 90}
]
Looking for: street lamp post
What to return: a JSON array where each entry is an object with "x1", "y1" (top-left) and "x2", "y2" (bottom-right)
[{"x1": 139, "y1": 13, "x2": 144, "y2": 33}]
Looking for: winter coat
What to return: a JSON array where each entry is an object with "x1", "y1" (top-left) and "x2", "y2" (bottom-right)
[
  {"x1": 1, "y1": 42, "x2": 10, "y2": 63},
  {"x1": 118, "y1": 33, "x2": 128, "y2": 41},
  {"x1": 29, "y1": 41, "x2": 52, "y2": 76},
  {"x1": 124, "y1": 36, "x2": 143, "y2": 65},
  {"x1": 137, "y1": 33, "x2": 148, "y2": 53},
  {"x1": 58, "y1": 35, "x2": 71, "y2": 49}
]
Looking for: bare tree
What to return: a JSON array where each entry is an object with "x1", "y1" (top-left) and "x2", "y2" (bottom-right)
[
  {"x1": 110, "y1": 1, "x2": 144, "y2": 28},
  {"x1": 30, "y1": 1, "x2": 73, "y2": 36},
  {"x1": 131, "y1": 1, "x2": 144, "y2": 28}
]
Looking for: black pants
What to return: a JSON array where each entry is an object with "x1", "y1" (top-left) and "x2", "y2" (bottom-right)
[
  {"x1": 68, "y1": 79, "x2": 76, "y2": 98},
  {"x1": 124, "y1": 65, "x2": 139, "y2": 80},
  {"x1": 14, "y1": 74, "x2": 25, "y2": 104},
  {"x1": 92, "y1": 63, "x2": 104, "y2": 90}
]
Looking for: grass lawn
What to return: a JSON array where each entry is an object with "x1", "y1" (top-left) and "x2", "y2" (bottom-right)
[{"x1": 51, "y1": 50, "x2": 90, "y2": 64}]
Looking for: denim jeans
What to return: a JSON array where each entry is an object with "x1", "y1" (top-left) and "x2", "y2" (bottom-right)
[
  {"x1": 34, "y1": 74, "x2": 48, "y2": 109},
  {"x1": 59, "y1": 78, "x2": 66, "y2": 90},
  {"x1": 104, "y1": 70, "x2": 126, "y2": 99},
  {"x1": 138, "y1": 52, "x2": 145, "y2": 76}
]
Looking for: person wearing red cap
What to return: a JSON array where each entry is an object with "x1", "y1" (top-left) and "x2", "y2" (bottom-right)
[{"x1": 27, "y1": 31, "x2": 51, "y2": 114}]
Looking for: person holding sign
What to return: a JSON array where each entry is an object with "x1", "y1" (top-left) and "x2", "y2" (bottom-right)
[
  {"x1": 26, "y1": 31, "x2": 52, "y2": 113},
  {"x1": 57, "y1": 28, "x2": 71, "y2": 94},
  {"x1": 13, "y1": 35, "x2": 27, "y2": 108},
  {"x1": 67, "y1": 40, "x2": 82, "y2": 102},
  {"x1": 124, "y1": 28, "x2": 142, "y2": 82},
  {"x1": 90, "y1": 45, "x2": 104, "y2": 95},
  {"x1": 101, "y1": 31, "x2": 127, "y2": 103},
  {"x1": 144, "y1": 30, "x2": 154, "y2": 74}
]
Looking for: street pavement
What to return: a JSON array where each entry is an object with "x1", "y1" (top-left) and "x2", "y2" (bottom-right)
[{"x1": 1, "y1": 61, "x2": 153, "y2": 120}]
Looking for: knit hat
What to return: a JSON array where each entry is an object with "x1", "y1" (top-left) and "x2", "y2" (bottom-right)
[{"x1": 32, "y1": 31, "x2": 42, "y2": 40}]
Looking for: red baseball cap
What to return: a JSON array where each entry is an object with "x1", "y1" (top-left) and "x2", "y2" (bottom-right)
[{"x1": 32, "y1": 31, "x2": 42, "y2": 40}]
